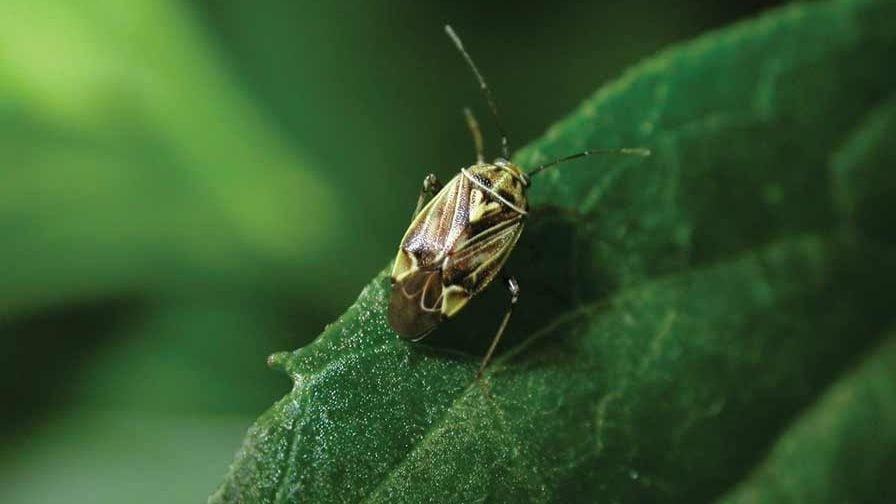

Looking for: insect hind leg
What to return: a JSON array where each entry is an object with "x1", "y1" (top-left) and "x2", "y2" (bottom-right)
[
  {"x1": 412, "y1": 173, "x2": 443, "y2": 217},
  {"x1": 476, "y1": 274, "x2": 520, "y2": 384}
]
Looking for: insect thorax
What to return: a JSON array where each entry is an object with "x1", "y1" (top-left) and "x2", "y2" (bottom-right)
[{"x1": 462, "y1": 161, "x2": 529, "y2": 221}]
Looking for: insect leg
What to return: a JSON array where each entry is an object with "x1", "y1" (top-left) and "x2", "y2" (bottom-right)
[
  {"x1": 463, "y1": 107, "x2": 485, "y2": 163},
  {"x1": 476, "y1": 275, "x2": 520, "y2": 381},
  {"x1": 412, "y1": 173, "x2": 443, "y2": 217}
]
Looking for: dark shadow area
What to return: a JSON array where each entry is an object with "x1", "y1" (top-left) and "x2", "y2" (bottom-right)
[
  {"x1": 0, "y1": 297, "x2": 145, "y2": 442},
  {"x1": 416, "y1": 207, "x2": 599, "y2": 363}
]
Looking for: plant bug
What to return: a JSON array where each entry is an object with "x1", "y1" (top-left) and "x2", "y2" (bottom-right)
[{"x1": 389, "y1": 25, "x2": 650, "y2": 379}]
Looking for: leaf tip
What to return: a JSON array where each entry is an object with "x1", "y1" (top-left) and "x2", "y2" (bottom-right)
[{"x1": 267, "y1": 351, "x2": 291, "y2": 372}]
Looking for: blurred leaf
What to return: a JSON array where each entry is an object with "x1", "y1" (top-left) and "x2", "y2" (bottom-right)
[
  {"x1": 0, "y1": 0, "x2": 339, "y2": 316},
  {"x1": 717, "y1": 334, "x2": 896, "y2": 504},
  {"x1": 74, "y1": 301, "x2": 294, "y2": 415},
  {"x1": 208, "y1": 0, "x2": 896, "y2": 501},
  {"x1": 0, "y1": 411, "x2": 252, "y2": 504}
]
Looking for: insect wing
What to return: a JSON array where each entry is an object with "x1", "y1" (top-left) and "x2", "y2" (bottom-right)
[
  {"x1": 388, "y1": 268, "x2": 444, "y2": 340},
  {"x1": 442, "y1": 216, "x2": 524, "y2": 315},
  {"x1": 391, "y1": 172, "x2": 472, "y2": 281},
  {"x1": 390, "y1": 173, "x2": 474, "y2": 339}
]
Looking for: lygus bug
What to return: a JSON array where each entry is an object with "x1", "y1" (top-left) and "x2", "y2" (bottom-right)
[{"x1": 389, "y1": 25, "x2": 649, "y2": 379}]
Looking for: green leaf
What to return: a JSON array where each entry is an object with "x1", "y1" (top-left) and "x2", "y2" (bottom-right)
[{"x1": 211, "y1": 0, "x2": 896, "y2": 502}]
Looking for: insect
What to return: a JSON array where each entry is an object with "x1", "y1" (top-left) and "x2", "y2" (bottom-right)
[{"x1": 389, "y1": 25, "x2": 649, "y2": 379}]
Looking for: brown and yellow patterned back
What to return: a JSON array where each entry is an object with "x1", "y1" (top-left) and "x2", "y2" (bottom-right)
[{"x1": 389, "y1": 160, "x2": 528, "y2": 338}]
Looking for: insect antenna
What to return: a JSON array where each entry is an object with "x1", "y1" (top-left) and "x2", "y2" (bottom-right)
[
  {"x1": 445, "y1": 25, "x2": 511, "y2": 160},
  {"x1": 528, "y1": 147, "x2": 651, "y2": 177}
]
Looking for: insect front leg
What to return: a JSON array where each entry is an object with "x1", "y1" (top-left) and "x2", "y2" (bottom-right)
[
  {"x1": 476, "y1": 274, "x2": 520, "y2": 381},
  {"x1": 412, "y1": 173, "x2": 443, "y2": 217}
]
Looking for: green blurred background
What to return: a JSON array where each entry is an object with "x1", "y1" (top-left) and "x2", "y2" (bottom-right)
[{"x1": 0, "y1": 1, "x2": 782, "y2": 502}]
